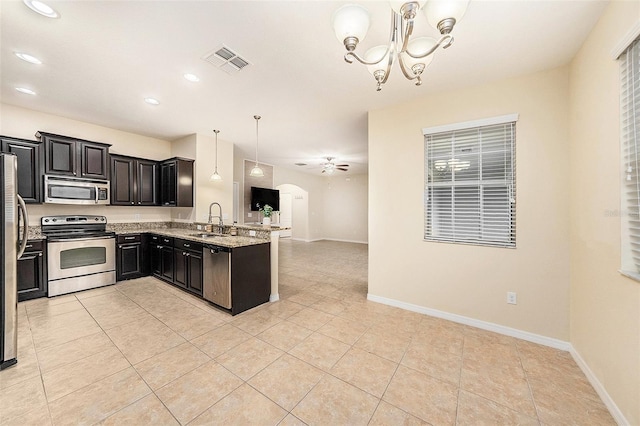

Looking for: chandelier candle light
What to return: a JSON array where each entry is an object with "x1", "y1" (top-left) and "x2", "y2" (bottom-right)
[
  {"x1": 332, "y1": 0, "x2": 469, "y2": 91},
  {"x1": 210, "y1": 129, "x2": 222, "y2": 181},
  {"x1": 249, "y1": 115, "x2": 264, "y2": 178}
]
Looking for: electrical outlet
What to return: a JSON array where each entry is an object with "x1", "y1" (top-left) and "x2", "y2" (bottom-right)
[
  {"x1": 248, "y1": 212, "x2": 253, "y2": 218},
  {"x1": 196, "y1": 224, "x2": 202, "y2": 230},
  {"x1": 507, "y1": 292, "x2": 517, "y2": 305},
  {"x1": 249, "y1": 230, "x2": 256, "y2": 237},
  {"x1": 134, "y1": 214, "x2": 141, "y2": 220},
  {"x1": 223, "y1": 213, "x2": 229, "y2": 219}
]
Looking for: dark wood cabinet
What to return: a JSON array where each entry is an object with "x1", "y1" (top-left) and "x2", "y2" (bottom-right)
[
  {"x1": 37, "y1": 132, "x2": 110, "y2": 180},
  {"x1": 80, "y1": 142, "x2": 109, "y2": 180},
  {"x1": 229, "y1": 244, "x2": 270, "y2": 315},
  {"x1": 110, "y1": 155, "x2": 159, "y2": 206},
  {"x1": 17, "y1": 240, "x2": 47, "y2": 301},
  {"x1": 0, "y1": 136, "x2": 43, "y2": 203},
  {"x1": 160, "y1": 158, "x2": 194, "y2": 207},
  {"x1": 174, "y1": 239, "x2": 203, "y2": 295},
  {"x1": 116, "y1": 234, "x2": 145, "y2": 281}
]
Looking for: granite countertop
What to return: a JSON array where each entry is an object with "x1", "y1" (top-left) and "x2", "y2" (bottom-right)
[{"x1": 115, "y1": 228, "x2": 269, "y2": 249}]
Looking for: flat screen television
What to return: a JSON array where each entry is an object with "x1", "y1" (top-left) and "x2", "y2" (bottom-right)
[{"x1": 251, "y1": 186, "x2": 280, "y2": 211}]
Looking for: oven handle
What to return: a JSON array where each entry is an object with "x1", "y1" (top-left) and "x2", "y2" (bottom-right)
[
  {"x1": 95, "y1": 185, "x2": 99, "y2": 204},
  {"x1": 47, "y1": 236, "x2": 115, "y2": 243}
]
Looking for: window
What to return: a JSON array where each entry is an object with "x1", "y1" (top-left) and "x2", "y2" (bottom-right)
[
  {"x1": 621, "y1": 36, "x2": 640, "y2": 276},
  {"x1": 423, "y1": 115, "x2": 517, "y2": 247}
]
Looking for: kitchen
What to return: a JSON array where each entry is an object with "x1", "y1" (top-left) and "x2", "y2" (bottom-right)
[{"x1": 1, "y1": 0, "x2": 638, "y2": 425}]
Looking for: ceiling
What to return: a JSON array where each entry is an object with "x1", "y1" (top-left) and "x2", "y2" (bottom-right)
[{"x1": 0, "y1": 0, "x2": 607, "y2": 176}]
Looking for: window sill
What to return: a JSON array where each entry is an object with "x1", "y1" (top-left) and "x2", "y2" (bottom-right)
[{"x1": 618, "y1": 269, "x2": 640, "y2": 283}]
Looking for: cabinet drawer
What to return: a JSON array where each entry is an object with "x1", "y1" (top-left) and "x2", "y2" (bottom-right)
[
  {"x1": 24, "y1": 240, "x2": 44, "y2": 252},
  {"x1": 175, "y1": 238, "x2": 202, "y2": 252},
  {"x1": 117, "y1": 234, "x2": 141, "y2": 244}
]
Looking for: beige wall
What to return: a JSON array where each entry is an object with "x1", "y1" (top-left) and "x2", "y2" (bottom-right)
[
  {"x1": 369, "y1": 66, "x2": 572, "y2": 340},
  {"x1": 171, "y1": 134, "x2": 234, "y2": 224},
  {"x1": 0, "y1": 104, "x2": 173, "y2": 225},
  {"x1": 323, "y1": 174, "x2": 368, "y2": 243},
  {"x1": 569, "y1": 1, "x2": 640, "y2": 424}
]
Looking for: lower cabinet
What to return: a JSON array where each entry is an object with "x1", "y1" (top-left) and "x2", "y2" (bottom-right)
[
  {"x1": 116, "y1": 234, "x2": 147, "y2": 281},
  {"x1": 141, "y1": 233, "x2": 270, "y2": 313},
  {"x1": 174, "y1": 239, "x2": 203, "y2": 296},
  {"x1": 17, "y1": 240, "x2": 47, "y2": 302}
]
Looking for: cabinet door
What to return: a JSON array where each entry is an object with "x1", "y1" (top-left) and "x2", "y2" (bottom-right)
[
  {"x1": 1, "y1": 138, "x2": 42, "y2": 203},
  {"x1": 44, "y1": 136, "x2": 76, "y2": 176},
  {"x1": 17, "y1": 250, "x2": 46, "y2": 301},
  {"x1": 173, "y1": 249, "x2": 187, "y2": 288},
  {"x1": 160, "y1": 246, "x2": 174, "y2": 282},
  {"x1": 175, "y1": 160, "x2": 194, "y2": 207},
  {"x1": 116, "y1": 243, "x2": 142, "y2": 281},
  {"x1": 110, "y1": 156, "x2": 135, "y2": 205},
  {"x1": 187, "y1": 250, "x2": 203, "y2": 295},
  {"x1": 160, "y1": 161, "x2": 176, "y2": 206},
  {"x1": 150, "y1": 242, "x2": 162, "y2": 277},
  {"x1": 80, "y1": 142, "x2": 109, "y2": 180},
  {"x1": 137, "y1": 160, "x2": 158, "y2": 206}
]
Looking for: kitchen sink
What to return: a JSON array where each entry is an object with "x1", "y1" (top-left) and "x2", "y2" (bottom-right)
[{"x1": 189, "y1": 233, "x2": 228, "y2": 238}]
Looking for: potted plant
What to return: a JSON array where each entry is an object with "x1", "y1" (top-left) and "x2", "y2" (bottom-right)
[{"x1": 258, "y1": 204, "x2": 274, "y2": 226}]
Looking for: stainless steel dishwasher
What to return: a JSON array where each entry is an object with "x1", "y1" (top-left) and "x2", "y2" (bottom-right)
[{"x1": 203, "y1": 245, "x2": 232, "y2": 309}]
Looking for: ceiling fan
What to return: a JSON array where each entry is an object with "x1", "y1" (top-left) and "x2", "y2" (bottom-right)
[{"x1": 321, "y1": 157, "x2": 349, "y2": 174}]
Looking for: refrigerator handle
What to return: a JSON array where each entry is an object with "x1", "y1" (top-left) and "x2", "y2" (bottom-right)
[{"x1": 17, "y1": 194, "x2": 28, "y2": 259}]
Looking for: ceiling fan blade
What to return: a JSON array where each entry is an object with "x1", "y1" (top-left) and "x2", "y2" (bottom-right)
[
  {"x1": 321, "y1": 169, "x2": 326, "y2": 173},
  {"x1": 336, "y1": 164, "x2": 349, "y2": 167},
  {"x1": 337, "y1": 167, "x2": 348, "y2": 171}
]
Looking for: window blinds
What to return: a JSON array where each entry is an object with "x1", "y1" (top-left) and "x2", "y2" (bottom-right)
[
  {"x1": 622, "y1": 37, "x2": 640, "y2": 273},
  {"x1": 424, "y1": 122, "x2": 516, "y2": 247}
]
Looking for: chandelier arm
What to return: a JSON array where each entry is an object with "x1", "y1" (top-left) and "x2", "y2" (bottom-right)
[
  {"x1": 404, "y1": 34, "x2": 453, "y2": 59},
  {"x1": 344, "y1": 48, "x2": 391, "y2": 66},
  {"x1": 399, "y1": 13, "x2": 414, "y2": 54},
  {"x1": 398, "y1": 53, "x2": 420, "y2": 81}
]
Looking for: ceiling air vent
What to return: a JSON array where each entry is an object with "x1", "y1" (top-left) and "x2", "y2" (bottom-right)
[{"x1": 203, "y1": 45, "x2": 251, "y2": 74}]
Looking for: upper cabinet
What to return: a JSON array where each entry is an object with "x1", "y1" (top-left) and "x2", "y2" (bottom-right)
[
  {"x1": 160, "y1": 157, "x2": 194, "y2": 207},
  {"x1": 110, "y1": 154, "x2": 159, "y2": 206},
  {"x1": 36, "y1": 132, "x2": 110, "y2": 180},
  {"x1": 0, "y1": 136, "x2": 43, "y2": 203}
]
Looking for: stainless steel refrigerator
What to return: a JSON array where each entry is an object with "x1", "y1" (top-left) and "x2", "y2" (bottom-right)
[{"x1": 1, "y1": 153, "x2": 28, "y2": 370}]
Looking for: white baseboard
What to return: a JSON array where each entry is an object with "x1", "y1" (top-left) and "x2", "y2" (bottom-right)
[
  {"x1": 269, "y1": 294, "x2": 280, "y2": 302},
  {"x1": 366, "y1": 293, "x2": 570, "y2": 350},
  {"x1": 569, "y1": 347, "x2": 629, "y2": 426},
  {"x1": 321, "y1": 238, "x2": 368, "y2": 244}
]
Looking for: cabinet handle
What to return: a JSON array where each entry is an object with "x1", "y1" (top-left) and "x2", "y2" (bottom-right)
[
  {"x1": 182, "y1": 251, "x2": 186, "y2": 256},
  {"x1": 138, "y1": 202, "x2": 141, "y2": 204},
  {"x1": 158, "y1": 245, "x2": 163, "y2": 249},
  {"x1": 124, "y1": 237, "x2": 135, "y2": 240},
  {"x1": 184, "y1": 243, "x2": 190, "y2": 247},
  {"x1": 131, "y1": 202, "x2": 134, "y2": 205},
  {"x1": 26, "y1": 244, "x2": 33, "y2": 248},
  {"x1": 119, "y1": 245, "x2": 123, "y2": 248},
  {"x1": 38, "y1": 253, "x2": 42, "y2": 257}
]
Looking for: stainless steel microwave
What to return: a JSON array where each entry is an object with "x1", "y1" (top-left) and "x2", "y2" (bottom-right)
[{"x1": 44, "y1": 175, "x2": 110, "y2": 205}]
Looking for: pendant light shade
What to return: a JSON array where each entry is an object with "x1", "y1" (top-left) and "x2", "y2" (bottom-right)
[
  {"x1": 249, "y1": 115, "x2": 264, "y2": 177},
  {"x1": 210, "y1": 129, "x2": 222, "y2": 181}
]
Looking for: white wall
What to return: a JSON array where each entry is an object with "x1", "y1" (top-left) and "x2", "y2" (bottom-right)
[
  {"x1": 368, "y1": 66, "x2": 572, "y2": 340},
  {"x1": 274, "y1": 167, "x2": 326, "y2": 241},
  {"x1": 568, "y1": 2, "x2": 640, "y2": 423},
  {"x1": 276, "y1": 183, "x2": 309, "y2": 240},
  {"x1": 0, "y1": 104, "x2": 173, "y2": 225},
  {"x1": 323, "y1": 174, "x2": 368, "y2": 243}
]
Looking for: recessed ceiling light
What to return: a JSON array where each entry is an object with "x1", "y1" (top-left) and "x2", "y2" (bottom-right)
[
  {"x1": 16, "y1": 87, "x2": 36, "y2": 95},
  {"x1": 23, "y1": 0, "x2": 59, "y2": 18},
  {"x1": 15, "y1": 52, "x2": 42, "y2": 65},
  {"x1": 144, "y1": 97, "x2": 160, "y2": 105},
  {"x1": 183, "y1": 73, "x2": 200, "y2": 82}
]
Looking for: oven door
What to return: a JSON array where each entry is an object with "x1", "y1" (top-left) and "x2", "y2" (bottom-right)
[{"x1": 47, "y1": 237, "x2": 115, "y2": 281}]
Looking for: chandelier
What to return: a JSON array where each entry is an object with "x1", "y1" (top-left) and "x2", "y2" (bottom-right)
[{"x1": 332, "y1": 0, "x2": 469, "y2": 91}]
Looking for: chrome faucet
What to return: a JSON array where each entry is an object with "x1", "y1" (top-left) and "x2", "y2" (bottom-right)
[{"x1": 208, "y1": 202, "x2": 224, "y2": 232}]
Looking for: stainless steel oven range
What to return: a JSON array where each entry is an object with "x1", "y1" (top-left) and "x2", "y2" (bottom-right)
[{"x1": 42, "y1": 215, "x2": 116, "y2": 297}]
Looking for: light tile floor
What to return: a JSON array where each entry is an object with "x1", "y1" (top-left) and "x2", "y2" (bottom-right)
[{"x1": 0, "y1": 240, "x2": 615, "y2": 425}]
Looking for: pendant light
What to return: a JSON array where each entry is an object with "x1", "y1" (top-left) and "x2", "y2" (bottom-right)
[
  {"x1": 210, "y1": 129, "x2": 222, "y2": 181},
  {"x1": 249, "y1": 115, "x2": 264, "y2": 177}
]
